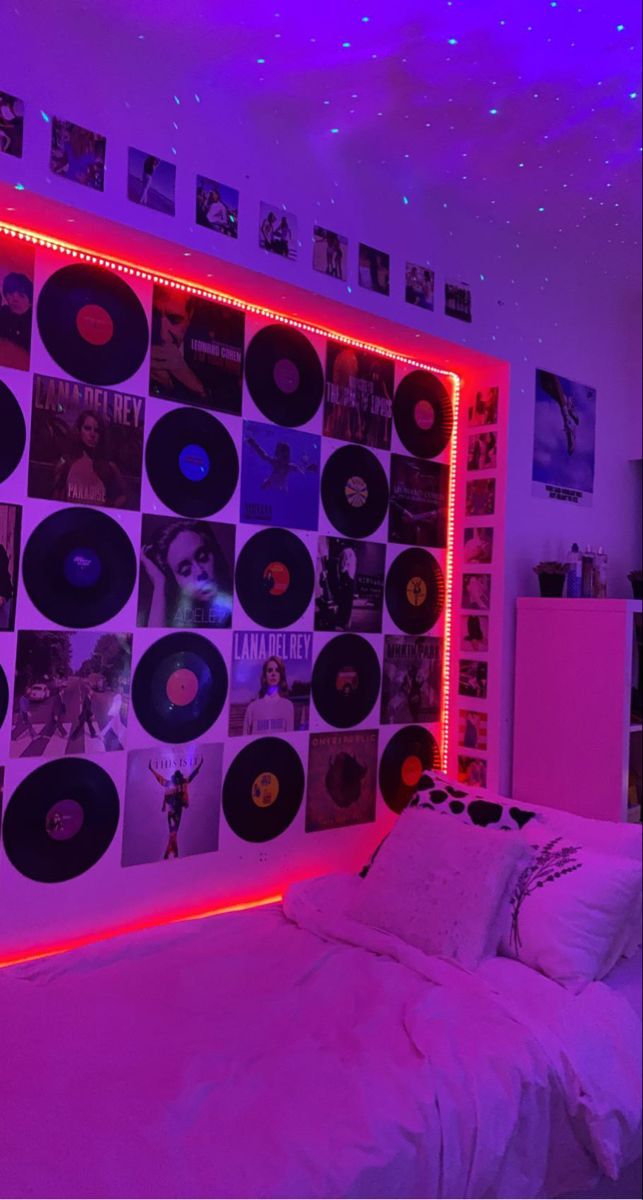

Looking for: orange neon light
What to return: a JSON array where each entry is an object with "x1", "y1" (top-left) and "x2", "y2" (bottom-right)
[
  {"x1": 0, "y1": 893, "x2": 283, "y2": 969},
  {"x1": 0, "y1": 215, "x2": 461, "y2": 958}
]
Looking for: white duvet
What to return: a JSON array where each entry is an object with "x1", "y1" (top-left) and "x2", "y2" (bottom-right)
[{"x1": 0, "y1": 873, "x2": 640, "y2": 1199}]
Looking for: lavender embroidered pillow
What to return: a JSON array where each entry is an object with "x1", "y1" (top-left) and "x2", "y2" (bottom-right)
[{"x1": 499, "y1": 837, "x2": 642, "y2": 993}]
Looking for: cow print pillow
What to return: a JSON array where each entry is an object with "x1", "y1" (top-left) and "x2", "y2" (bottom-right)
[{"x1": 409, "y1": 770, "x2": 539, "y2": 832}]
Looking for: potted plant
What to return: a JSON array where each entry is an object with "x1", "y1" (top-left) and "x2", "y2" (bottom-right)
[
  {"x1": 628, "y1": 570, "x2": 643, "y2": 600},
  {"x1": 533, "y1": 560, "x2": 569, "y2": 598}
]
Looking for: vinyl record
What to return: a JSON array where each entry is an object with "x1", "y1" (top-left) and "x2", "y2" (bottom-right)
[
  {"x1": 393, "y1": 370, "x2": 453, "y2": 458},
  {"x1": 0, "y1": 664, "x2": 8, "y2": 729},
  {"x1": 145, "y1": 406, "x2": 239, "y2": 517},
  {"x1": 132, "y1": 631, "x2": 227, "y2": 743},
  {"x1": 321, "y1": 445, "x2": 389, "y2": 538},
  {"x1": 22, "y1": 507, "x2": 137, "y2": 627},
  {"x1": 1, "y1": 757, "x2": 120, "y2": 883},
  {"x1": 379, "y1": 725, "x2": 440, "y2": 813},
  {"x1": 0, "y1": 381, "x2": 26, "y2": 484},
  {"x1": 385, "y1": 547, "x2": 445, "y2": 634},
  {"x1": 223, "y1": 736, "x2": 304, "y2": 842},
  {"x1": 311, "y1": 634, "x2": 381, "y2": 729},
  {"x1": 245, "y1": 324, "x2": 324, "y2": 427},
  {"x1": 36, "y1": 263, "x2": 149, "y2": 386},
  {"x1": 235, "y1": 528, "x2": 314, "y2": 629}
]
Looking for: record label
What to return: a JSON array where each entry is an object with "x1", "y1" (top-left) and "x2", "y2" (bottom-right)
[
  {"x1": 321, "y1": 445, "x2": 389, "y2": 538},
  {"x1": 235, "y1": 528, "x2": 314, "y2": 628},
  {"x1": 0, "y1": 381, "x2": 26, "y2": 484},
  {"x1": 245, "y1": 324, "x2": 324, "y2": 427},
  {"x1": 145, "y1": 406, "x2": 239, "y2": 518},
  {"x1": 311, "y1": 634, "x2": 381, "y2": 729},
  {"x1": 385, "y1": 548, "x2": 445, "y2": 634},
  {"x1": 223, "y1": 737, "x2": 304, "y2": 842},
  {"x1": 393, "y1": 370, "x2": 453, "y2": 459},
  {"x1": 131, "y1": 632, "x2": 228, "y2": 743},
  {"x1": 1, "y1": 757, "x2": 120, "y2": 882},
  {"x1": 22, "y1": 506, "x2": 137, "y2": 627},
  {"x1": 379, "y1": 725, "x2": 440, "y2": 813},
  {"x1": 37, "y1": 264, "x2": 149, "y2": 386}
]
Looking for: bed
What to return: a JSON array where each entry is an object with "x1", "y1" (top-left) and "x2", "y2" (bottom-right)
[{"x1": 1, "y1": 871, "x2": 641, "y2": 1200}]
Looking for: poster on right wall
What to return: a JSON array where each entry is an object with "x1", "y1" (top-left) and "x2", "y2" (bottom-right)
[{"x1": 532, "y1": 369, "x2": 596, "y2": 506}]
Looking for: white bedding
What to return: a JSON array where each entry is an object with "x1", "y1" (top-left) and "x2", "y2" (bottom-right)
[{"x1": 0, "y1": 873, "x2": 640, "y2": 1200}]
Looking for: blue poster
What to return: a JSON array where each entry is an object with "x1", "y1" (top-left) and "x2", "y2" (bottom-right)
[
  {"x1": 240, "y1": 420, "x2": 320, "y2": 530},
  {"x1": 532, "y1": 369, "x2": 596, "y2": 506}
]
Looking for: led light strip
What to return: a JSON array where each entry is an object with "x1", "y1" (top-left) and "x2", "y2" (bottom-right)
[
  {"x1": 0, "y1": 893, "x2": 283, "y2": 968},
  {"x1": 0, "y1": 214, "x2": 462, "y2": 957}
]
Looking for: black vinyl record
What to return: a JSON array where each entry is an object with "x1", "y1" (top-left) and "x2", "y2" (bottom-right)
[
  {"x1": 0, "y1": 381, "x2": 26, "y2": 484},
  {"x1": 132, "y1": 631, "x2": 227, "y2": 743},
  {"x1": 393, "y1": 370, "x2": 453, "y2": 458},
  {"x1": 385, "y1": 547, "x2": 445, "y2": 634},
  {"x1": 379, "y1": 726, "x2": 440, "y2": 814},
  {"x1": 311, "y1": 633, "x2": 381, "y2": 729},
  {"x1": 145, "y1": 406, "x2": 239, "y2": 518},
  {"x1": 0, "y1": 664, "x2": 8, "y2": 729},
  {"x1": 223, "y1": 737, "x2": 304, "y2": 843},
  {"x1": 235, "y1": 528, "x2": 314, "y2": 629},
  {"x1": 245, "y1": 324, "x2": 324, "y2": 427},
  {"x1": 321, "y1": 445, "x2": 389, "y2": 538},
  {"x1": 36, "y1": 263, "x2": 149, "y2": 386},
  {"x1": 2, "y1": 757, "x2": 120, "y2": 883},
  {"x1": 22, "y1": 506, "x2": 137, "y2": 627}
]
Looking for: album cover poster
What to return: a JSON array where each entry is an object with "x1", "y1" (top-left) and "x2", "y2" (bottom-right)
[
  {"x1": 312, "y1": 226, "x2": 348, "y2": 280},
  {"x1": 445, "y1": 282, "x2": 472, "y2": 323},
  {"x1": 532, "y1": 369, "x2": 596, "y2": 506},
  {"x1": 461, "y1": 573, "x2": 491, "y2": 611},
  {"x1": 314, "y1": 536, "x2": 385, "y2": 633},
  {"x1": 127, "y1": 147, "x2": 176, "y2": 215},
  {"x1": 305, "y1": 729, "x2": 378, "y2": 833},
  {"x1": 149, "y1": 284, "x2": 245, "y2": 414},
  {"x1": 240, "y1": 420, "x2": 320, "y2": 529},
  {"x1": 467, "y1": 432, "x2": 497, "y2": 471},
  {"x1": 138, "y1": 514, "x2": 235, "y2": 629},
  {"x1": 405, "y1": 262, "x2": 435, "y2": 310},
  {"x1": 458, "y1": 755, "x2": 487, "y2": 788},
  {"x1": 11, "y1": 630, "x2": 132, "y2": 759},
  {"x1": 122, "y1": 741, "x2": 222, "y2": 866},
  {"x1": 0, "y1": 234, "x2": 34, "y2": 371},
  {"x1": 358, "y1": 243, "x2": 390, "y2": 295},
  {"x1": 196, "y1": 175, "x2": 239, "y2": 237},
  {"x1": 49, "y1": 117, "x2": 106, "y2": 190},
  {"x1": 463, "y1": 527, "x2": 493, "y2": 564},
  {"x1": 259, "y1": 202, "x2": 298, "y2": 260},
  {"x1": 465, "y1": 478, "x2": 496, "y2": 517},
  {"x1": 323, "y1": 341, "x2": 394, "y2": 450},
  {"x1": 228, "y1": 629, "x2": 312, "y2": 736},
  {"x1": 467, "y1": 387, "x2": 499, "y2": 427},
  {"x1": 458, "y1": 658, "x2": 488, "y2": 700},
  {"x1": 389, "y1": 455, "x2": 448, "y2": 547},
  {"x1": 460, "y1": 614, "x2": 489, "y2": 654},
  {"x1": 28, "y1": 374, "x2": 145, "y2": 510},
  {"x1": 0, "y1": 90, "x2": 24, "y2": 158},
  {"x1": 459, "y1": 708, "x2": 488, "y2": 751},
  {"x1": 0, "y1": 503, "x2": 21, "y2": 632},
  {"x1": 380, "y1": 635, "x2": 442, "y2": 725}
]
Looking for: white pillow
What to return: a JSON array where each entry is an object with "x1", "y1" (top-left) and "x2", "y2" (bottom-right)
[
  {"x1": 347, "y1": 808, "x2": 532, "y2": 971},
  {"x1": 499, "y1": 837, "x2": 642, "y2": 993}
]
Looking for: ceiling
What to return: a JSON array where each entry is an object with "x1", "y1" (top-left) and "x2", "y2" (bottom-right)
[{"x1": 4, "y1": 0, "x2": 642, "y2": 286}]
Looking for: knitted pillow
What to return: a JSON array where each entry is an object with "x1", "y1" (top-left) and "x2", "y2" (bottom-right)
[{"x1": 349, "y1": 807, "x2": 533, "y2": 970}]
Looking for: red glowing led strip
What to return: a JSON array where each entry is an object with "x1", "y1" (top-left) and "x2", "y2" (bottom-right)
[{"x1": 0, "y1": 216, "x2": 461, "y2": 961}]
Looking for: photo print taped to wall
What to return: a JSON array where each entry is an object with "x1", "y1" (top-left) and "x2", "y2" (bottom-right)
[
  {"x1": 197, "y1": 176, "x2": 239, "y2": 238},
  {"x1": 49, "y1": 117, "x2": 106, "y2": 190},
  {"x1": 313, "y1": 226, "x2": 348, "y2": 281},
  {"x1": 405, "y1": 262, "x2": 435, "y2": 311},
  {"x1": 259, "y1": 202, "x2": 298, "y2": 260},
  {"x1": 0, "y1": 90, "x2": 24, "y2": 158},
  {"x1": 127, "y1": 148, "x2": 176, "y2": 215},
  {"x1": 0, "y1": 234, "x2": 35, "y2": 371}
]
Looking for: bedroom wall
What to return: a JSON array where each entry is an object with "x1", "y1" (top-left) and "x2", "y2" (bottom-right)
[{"x1": 0, "y1": 10, "x2": 640, "y2": 956}]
